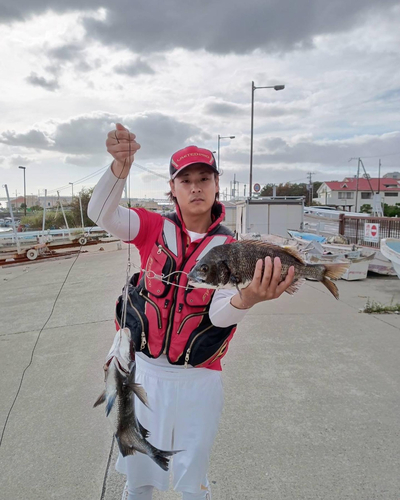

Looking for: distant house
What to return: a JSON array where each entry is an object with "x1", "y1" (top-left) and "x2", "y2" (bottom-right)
[
  {"x1": 7, "y1": 195, "x2": 71, "y2": 210},
  {"x1": 383, "y1": 171, "x2": 400, "y2": 179},
  {"x1": 314, "y1": 177, "x2": 400, "y2": 211}
]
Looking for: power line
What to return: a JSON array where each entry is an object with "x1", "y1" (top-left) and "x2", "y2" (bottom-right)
[
  {"x1": 47, "y1": 161, "x2": 168, "y2": 196},
  {"x1": 348, "y1": 151, "x2": 400, "y2": 160}
]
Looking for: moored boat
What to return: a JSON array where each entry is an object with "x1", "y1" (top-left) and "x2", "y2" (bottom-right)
[{"x1": 380, "y1": 239, "x2": 400, "y2": 278}]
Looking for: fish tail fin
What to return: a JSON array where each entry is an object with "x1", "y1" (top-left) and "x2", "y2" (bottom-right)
[
  {"x1": 324, "y1": 262, "x2": 349, "y2": 280},
  {"x1": 93, "y1": 391, "x2": 106, "y2": 408},
  {"x1": 149, "y1": 446, "x2": 182, "y2": 471},
  {"x1": 321, "y1": 277, "x2": 339, "y2": 300},
  {"x1": 321, "y1": 262, "x2": 349, "y2": 300}
]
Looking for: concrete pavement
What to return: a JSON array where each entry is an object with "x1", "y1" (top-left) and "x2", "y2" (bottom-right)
[{"x1": 1, "y1": 242, "x2": 399, "y2": 500}]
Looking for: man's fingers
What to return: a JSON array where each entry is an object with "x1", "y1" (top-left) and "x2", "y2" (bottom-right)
[
  {"x1": 252, "y1": 259, "x2": 263, "y2": 284},
  {"x1": 269, "y1": 257, "x2": 282, "y2": 288},
  {"x1": 116, "y1": 123, "x2": 127, "y2": 131},
  {"x1": 107, "y1": 140, "x2": 141, "y2": 155},
  {"x1": 107, "y1": 130, "x2": 136, "y2": 141},
  {"x1": 275, "y1": 266, "x2": 295, "y2": 296},
  {"x1": 108, "y1": 142, "x2": 141, "y2": 153},
  {"x1": 261, "y1": 256, "x2": 272, "y2": 287}
]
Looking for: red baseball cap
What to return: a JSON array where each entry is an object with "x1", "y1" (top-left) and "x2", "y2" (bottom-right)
[{"x1": 169, "y1": 145, "x2": 219, "y2": 180}]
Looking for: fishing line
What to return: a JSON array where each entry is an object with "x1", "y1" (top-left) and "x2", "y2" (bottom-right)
[
  {"x1": 0, "y1": 128, "x2": 135, "y2": 448},
  {"x1": 0, "y1": 249, "x2": 81, "y2": 447},
  {"x1": 121, "y1": 132, "x2": 133, "y2": 330}
]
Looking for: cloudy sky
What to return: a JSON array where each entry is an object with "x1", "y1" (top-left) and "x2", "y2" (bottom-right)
[{"x1": 1, "y1": 1, "x2": 400, "y2": 201}]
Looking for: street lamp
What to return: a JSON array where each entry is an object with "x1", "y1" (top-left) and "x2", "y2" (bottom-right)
[
  {"x1": 217, "y1": 134, "x2": 235, "y2": 168},
  {"x1": 249, "y1": 82, "x2": 285, "y2": 198},
  {"x1": 69, "y1": 182, "x2": 74, "y2": 200},
  {"x1": 18, "y1": 166, "x2": 26, "y2": 216}
]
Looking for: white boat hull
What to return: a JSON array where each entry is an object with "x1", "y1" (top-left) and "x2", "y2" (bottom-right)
[
  {"x1": 380, "y1": 239, "x2": 400, "y2": 279},
  {"x1": 368, "y1": 249, "x2": 396, "y2": 276}
]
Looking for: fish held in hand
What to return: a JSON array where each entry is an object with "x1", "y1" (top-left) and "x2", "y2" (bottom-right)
[
  {"x1": 94, "y1": 328, "x2": 179, "y2": 470},
  {"x1": 188, "y1": 240, "x2": 349, "y2": 300}
]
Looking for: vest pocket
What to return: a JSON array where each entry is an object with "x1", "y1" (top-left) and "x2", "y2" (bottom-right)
[
  {"x1": 115, "y1": 285, "x2": 150, "y2": 354},
  {"x1": 182, "y1": 323, "x2": 234, "y2": 368},
  {"x1": 139, "y1": 289, "x2": 162, "y2": 329},
  {"x1": 184, "y1": 286, "x2": 214, "y2": 307},
  {"x1": 144, "y1": 244, "x2": 176, "y2": 298}
]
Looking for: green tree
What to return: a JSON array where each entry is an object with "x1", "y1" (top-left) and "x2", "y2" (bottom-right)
[
  {"x1": 70, "y1": 188, "x2": 95, "y2": 227},
  {"x1": 360, "y1": 204, "x2": 372, "y2": 214},
  {"x1": 260, "y1": 181, "x2": 323, "y2": 205},
  {"x1": 383, "y1": 203, "x2": 400, "y2": 217}
]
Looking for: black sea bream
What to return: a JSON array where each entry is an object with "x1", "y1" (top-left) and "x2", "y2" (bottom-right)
[
  {"x1": 188, "y1": 240, "x2": 349, "y2": 299},
  {"x1": 94, "y1": 328, "x2": 179, "y2": 470}
]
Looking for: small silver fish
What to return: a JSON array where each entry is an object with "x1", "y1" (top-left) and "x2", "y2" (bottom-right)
[
  {"x1": 94, "y1": 328, "x2": 179, "y2": 470},
  {"x1": 188, "y1": 240, "x2": 349, "y2": 299}
]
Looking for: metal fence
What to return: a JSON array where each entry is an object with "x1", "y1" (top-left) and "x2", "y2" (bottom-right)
[{"x1": 339, "y1": 215, "x2": 400, "y2": 248}]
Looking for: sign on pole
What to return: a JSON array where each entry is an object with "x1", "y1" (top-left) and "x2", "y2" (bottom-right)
[
  {"x1": 253, "y1": 183, "x2": 261, "y2": 193},
  {"x1": 364, "y1": 223, "x2": 380, "y2": 243}
]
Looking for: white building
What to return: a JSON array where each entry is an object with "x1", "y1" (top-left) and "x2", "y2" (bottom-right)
[{"x1": 314, "y1": 177, "x2": 400, "y2": 211}]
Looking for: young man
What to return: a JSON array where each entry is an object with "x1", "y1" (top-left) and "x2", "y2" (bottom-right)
[{"x1": 88, "y1": 123, "x2": 294, "y2": 500}]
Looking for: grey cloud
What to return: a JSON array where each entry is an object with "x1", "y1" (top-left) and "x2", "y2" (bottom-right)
[
  {"x1": 124, "y1": 113, "x2": 210, "y2": 159},
  {"x1": 1, "y1": 1, "x2": 398, "y2": 55},
  {"x1": 204, "y1": 100, "x2": 307, "y2": 118},
  {"x1": 8, "y1": 154, "x2": 32, "y2": 166},
  {"x1": 0, "y1": 129, "x2": 52, "y2": 149},
  {"x1": 0, "y1": 112, "x2": 208, "y2": 160},
  {"x1": 82, "y1": 1, "x2": 400, "y2": 54},
  {"x1": 204, "y1": 102, "x2": 247, "y2": 117},
  {"x1": 224, "y1": 132, "x2": 400, "y2": 171},
  {"x1": 0, "y1": 4, "x2": 23, "y2": 21},
  {"x1": 47, "y1": 43, "x2": 84, "y2": 61},
  {"x1": 114, "y1": 58, "x2": 155, "y2": 77},
  {"x1": 45, "y1": 42, "x2": 99, "y2": 74},
  {"x1": 26, "y1": 72, "x2": 59, "y2": 91}
]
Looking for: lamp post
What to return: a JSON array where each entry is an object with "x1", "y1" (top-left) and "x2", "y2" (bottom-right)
[
  {"x1": 69, "y1": 182, "x2": 74, "y2": 200},
  {"x1": 249, "y1": 82, "x2": 285, "y2": 198},
  {"x1": 217, "y1": 134, "x2": 235, "y2": 168},
  {"x1": 18, "y1": 166, "x2": 26, "y2": 215}
]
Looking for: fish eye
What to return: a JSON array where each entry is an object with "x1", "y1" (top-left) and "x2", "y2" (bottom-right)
[{"x1": 200, "y1": 264, "x2": 209, "y2": 273}]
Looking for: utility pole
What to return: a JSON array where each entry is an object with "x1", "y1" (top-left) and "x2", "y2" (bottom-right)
[
  {"x1": 307, "y1": 172, "x2": 313, "y2": 206},
  {"x1": 355, "y1": 158, "x2": 360, "y2": 212},
  {"x1": 18, "y1": 166, "x2": 27, "y2": 215},
  {"x1": 378, "y1": 159, "x2": 381, "y2": 194}
]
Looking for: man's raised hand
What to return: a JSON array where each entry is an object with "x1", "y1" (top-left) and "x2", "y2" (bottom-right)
[{"x1": 107, "y1": 123, "x2": 141, "y2": 177}]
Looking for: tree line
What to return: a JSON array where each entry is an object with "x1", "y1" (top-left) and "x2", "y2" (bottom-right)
[{"x1": 260, "y1": 182, "x2": 323, "y2": 205}]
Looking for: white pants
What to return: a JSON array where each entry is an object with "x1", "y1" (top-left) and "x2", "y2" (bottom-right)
[
  {"x1": 123, "y1": 484, "x2": 211, "y2": 499},
  {"x1": 116, "y1": 354, "x2": 224, "y2": 496}
]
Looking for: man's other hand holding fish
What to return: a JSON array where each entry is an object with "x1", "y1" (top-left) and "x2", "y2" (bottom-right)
[{"x1": 230, "y1": 256, "x2": 295, "y2": 309}]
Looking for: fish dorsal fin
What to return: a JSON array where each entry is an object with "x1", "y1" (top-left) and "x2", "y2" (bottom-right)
[
  {"x1": 238, "y1": 240, "x2": 306, "y2": 264},
  {"x1": 281, "y1": 245, "x2": 306, "y2": 264}
]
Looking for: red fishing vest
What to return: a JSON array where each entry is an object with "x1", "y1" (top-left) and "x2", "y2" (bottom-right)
[{"x1": 115, "y1": 203, "x2": 237, "y2": 370}]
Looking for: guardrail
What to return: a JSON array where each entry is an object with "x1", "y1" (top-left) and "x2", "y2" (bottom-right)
[{"x1": 339, "y1": 214, "x2": 400, "y2": 248}]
